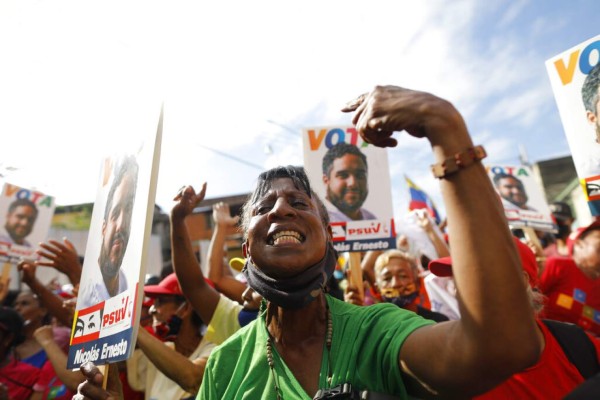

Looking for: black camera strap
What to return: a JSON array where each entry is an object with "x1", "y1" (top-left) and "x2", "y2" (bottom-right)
[{"x1": 313, "y1": 383, "x2": 401, "y2": 400}]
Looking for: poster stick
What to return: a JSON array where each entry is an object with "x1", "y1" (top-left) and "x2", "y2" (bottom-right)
[
  {"x1": 0, "y1": 263, "x2": 10, "y2": 300},
  {"x1": 98, "y1": 364, "x2": 109, "y2": 390},
  {"x1": 347, "y1": 252, "x2": 364, "y2": 303},
  {"x1": 1, "y1": 263, "x2": 10, "y2": 285},
  {"x1": 521, "y1": 227, "x2": 543, "y2": 252}
]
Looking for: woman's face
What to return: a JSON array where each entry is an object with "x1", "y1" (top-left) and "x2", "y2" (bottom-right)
[
  {"x1": 13, "y1": 292, "x2": 45, "y2": 324},
  {"x1": 245, "y1": 178, "x2": 329, "y2": 278}
]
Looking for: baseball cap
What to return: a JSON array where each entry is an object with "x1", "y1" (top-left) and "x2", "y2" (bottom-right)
[
  {"x1": 144, "y1": 273, "x2": 183, "y2": 297},
  {"x1": 144, "y1": 272, "x2": 215, "y2": 298},
  {"x1": 429, "y1": 236, "x2": 539, "y2": 288},
  {"x1": 549, "y1": 202, "x2": 574, "y2": 221},
  {"x1": 229, "y1": 257, "x2": 246, "y2": 272},
  {"x1": 567, "y1": 220, "x2": 600, "y2": 256}
]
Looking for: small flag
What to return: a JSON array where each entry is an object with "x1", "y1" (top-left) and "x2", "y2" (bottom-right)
[{"x1": 405, "y1": 175, "x2": 441, "y2": 224}]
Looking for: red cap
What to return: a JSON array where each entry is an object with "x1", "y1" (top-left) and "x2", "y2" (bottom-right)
[
  {"x1": 144, "y1": 273, "x2": 182, "y2": 297},
  {"x1": 429, "y1": 237, "x2": 539, "y2": 288},
  {"x1": 567, "y1": 220, "x2": 600, "y2": 256},
  {"x1": 144, "y1": 272, "x2": 215, "y2": 298}
]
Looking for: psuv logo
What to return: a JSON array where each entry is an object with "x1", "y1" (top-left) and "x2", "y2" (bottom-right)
[{"x1": 102, "y1": 296, "x2": 130, "y2": 328}]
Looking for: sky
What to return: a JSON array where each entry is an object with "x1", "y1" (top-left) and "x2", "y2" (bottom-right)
[{"x1": 1, "y1": 0, "x2": 599, "y2": 221}]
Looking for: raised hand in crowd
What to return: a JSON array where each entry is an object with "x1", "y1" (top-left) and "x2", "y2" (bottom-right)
[
  {"x1": 213, "y1": 201, "x2": 240, "y2": 228},
  {"x1": 36, "y1": 238, "x2": 82, "y2": 286},
  {"x1": 415, "y1": 209, "x2": 450, "y2": 258},
  {"x1": 18, "y1": 258, "x2": 38, "y2": 287},
  {"x1": 34, "y1": 325, "x2": 84, "y2": 391},
  {"x1": 340, "y1": 85, "x2": 540, "y2": 396},
  {"x1": 207, "y1": 202, "x2": 246, "y2": 303},
  {"x1": 17, "y1": 259, "x2": 74, "y2": 327},
  {"x1": 170, "y1": 183, "x2": 221, "y2": 326}
]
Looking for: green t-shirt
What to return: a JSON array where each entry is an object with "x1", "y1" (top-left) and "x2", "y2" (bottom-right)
[{"x1": 198, "y1": 295, "x2": 434, "y2": 399}]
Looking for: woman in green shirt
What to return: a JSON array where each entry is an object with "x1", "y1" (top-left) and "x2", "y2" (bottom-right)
[{"x1": 75, "y1": 85, "x2": 542, "y2": 400}]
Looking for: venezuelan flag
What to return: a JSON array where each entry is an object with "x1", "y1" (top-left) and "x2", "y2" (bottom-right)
[{"x1": 405, "y1": 175, "x2": 441, "y2": 224}]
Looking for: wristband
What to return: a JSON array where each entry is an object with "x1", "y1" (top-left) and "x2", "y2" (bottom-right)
[{"x1": 431, "y1": 145, "x2": 487, "y2": 179}]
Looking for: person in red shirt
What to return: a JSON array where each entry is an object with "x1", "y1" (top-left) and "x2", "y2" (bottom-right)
[
  {"x1": 0, "y1": 307, "x2": 40, "y2": 400},
  {"x1": 430, "y1": 236, "x2": 600, "y2": 399},
  {"x1": 539, "y1": 220, "x2": 600, "y2": 336}
]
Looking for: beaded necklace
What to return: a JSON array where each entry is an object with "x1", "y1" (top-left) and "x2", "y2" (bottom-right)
[{"x1": 265, "y1": 303, "x2": 333, "y2": 400}]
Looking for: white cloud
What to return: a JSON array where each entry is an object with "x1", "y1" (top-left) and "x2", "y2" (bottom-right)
[{"x1": 0, "y1": 0, "x2": 591, "y2": 214}]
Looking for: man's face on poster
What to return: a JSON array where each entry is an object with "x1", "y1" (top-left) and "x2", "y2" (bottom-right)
[
  {"x1": 99, "y1": 174, "x2": 135, "y2": 280},
  {"x1": 5, "y1": 204, "x2": 37, "y2": 244},
  {"x1": 586, "y1": 88, "x2": 600, "y2": 144},
  {"x1": 324, "y1": 154, "x2": 368, "y2": 215},
  {"x1": 497, "y1": 176, "x2": 528, "y2": 208}
]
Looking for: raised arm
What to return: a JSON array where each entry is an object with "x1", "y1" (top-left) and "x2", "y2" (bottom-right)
[
  {"x1": 135, "y1": 319, "x2": 209, "y2": 394},
  {"x1": 207, "y1": 202, "x2": 246, "y2": 303},
  {"x1": 344, "y1": 86, "x2": 540, "y2": 397},
  {"x1": 415, "y1": 210, "x2": 450, "y2": 258},
  {"x1": 17, "y1": 260, "x2": 74, "y2": 327},
  {"x1": 170, "y1": 183, "x2": 221, "y2": 324},
  {"x1": 33, "y1": 325, "x2": 84, "y2": 391}
]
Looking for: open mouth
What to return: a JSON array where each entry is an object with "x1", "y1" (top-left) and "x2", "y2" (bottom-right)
[{"x1": 267, "y1": 230, "x2": 305, "y2": 246}]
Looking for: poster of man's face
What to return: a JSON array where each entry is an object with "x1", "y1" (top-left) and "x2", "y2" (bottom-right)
[
  {"x1": 4, "y1": 199, "x2": 38, "y2": 245},
  {"x1": 0, "y1": 184, "x2": 55, "y2": 263},
  {"x1": 302, "y1": 126, "x2": 396, "y2": 252},
  {"x1": 487, "y1": 165, "x2": 556, "y2": 232},
  {"x1": 494, "y1": 173, "x2": 529, "y2": 210},
  {"x1": 67, "y1": 104, "x2": 163, "y2": 370},
  {"x1": 322, "y1": 142, "x2": 371, "y2": 221},
  {"x1": 583, "y1": 63, "x2": 600, "y2": 145},
  {"x1": 546, "y1": 35, "x2": 600, "y2": 215},
  {"x1": 98, "y1": 157, "x2": 138, "y2": 284}
]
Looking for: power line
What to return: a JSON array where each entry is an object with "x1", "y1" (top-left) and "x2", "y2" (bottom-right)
[{"x1": 196, "y1": 144, "x2": 265, "y2": 171}]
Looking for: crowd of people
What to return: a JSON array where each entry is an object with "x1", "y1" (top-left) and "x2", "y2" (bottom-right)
[{"x1": 1, "y1": 85, "x2": 599, "y2": 399}]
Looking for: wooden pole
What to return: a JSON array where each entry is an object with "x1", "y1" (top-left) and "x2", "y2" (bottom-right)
[
  {"x1": 521, "y1": 227, "x2": 543, "y2": 252},
  {"x1": 99, "y1": 364, "x2": 109, "y2": 390},
  {"x1": 1, "y1": 263, "x2": 10, "y2": 286},
  {"x1": 347, "y1": 252, "x2": 364, "y2": 303}
]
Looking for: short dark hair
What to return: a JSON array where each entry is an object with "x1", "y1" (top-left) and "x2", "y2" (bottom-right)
[
  {"x1": 322, "y1": 142, "x2": 368, "y2": 176},
  {"x1": 7, "y1": 198, "x2": 38, "y2": 218},
  {"x1": 582, "y1": 63, "x2": 600, "y2": 115},
  {"x1": 104, "y1": 155, "x2": 139, "y2": 222},
  {"x1": 240, "y1": 166, "x2": 330, "y2": 239},
  {"x1": 493, "y1": 172, "x2": 523, "y2": 188}
]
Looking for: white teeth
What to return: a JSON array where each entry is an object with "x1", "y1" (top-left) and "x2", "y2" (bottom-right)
[{"x1": 270, "y1": 230, "x2": 303, "y2": 245}]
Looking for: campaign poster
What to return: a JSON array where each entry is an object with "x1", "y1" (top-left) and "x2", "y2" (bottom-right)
[
  {"x1": 487, "y1": 164, "x2": 557, "y2": 232},
  {"x1": 67, "y1": 107, "x2": 163, "y2": 369},
  {"x1": 546, "y1": 35, "x2": 600, "y2": 215},
  {"x1": 302, "y1": 126, "x2": 396, "y2": 253},
  {"x1": 0, "y1": 184, "x2": 55, "y2": 290}
]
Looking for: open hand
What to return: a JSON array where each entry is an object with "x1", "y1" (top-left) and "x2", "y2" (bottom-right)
[
  {"x1": 36, "y1": 238, "x2": 82, "y2": 285},
  {"x1": 213, "y1": 202, "x2": 240, "y2": 228}
]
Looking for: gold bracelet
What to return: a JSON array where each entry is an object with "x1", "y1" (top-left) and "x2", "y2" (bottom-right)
[{"x1": 431, "y1": 145, "x2": 487, "y2": 179}]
